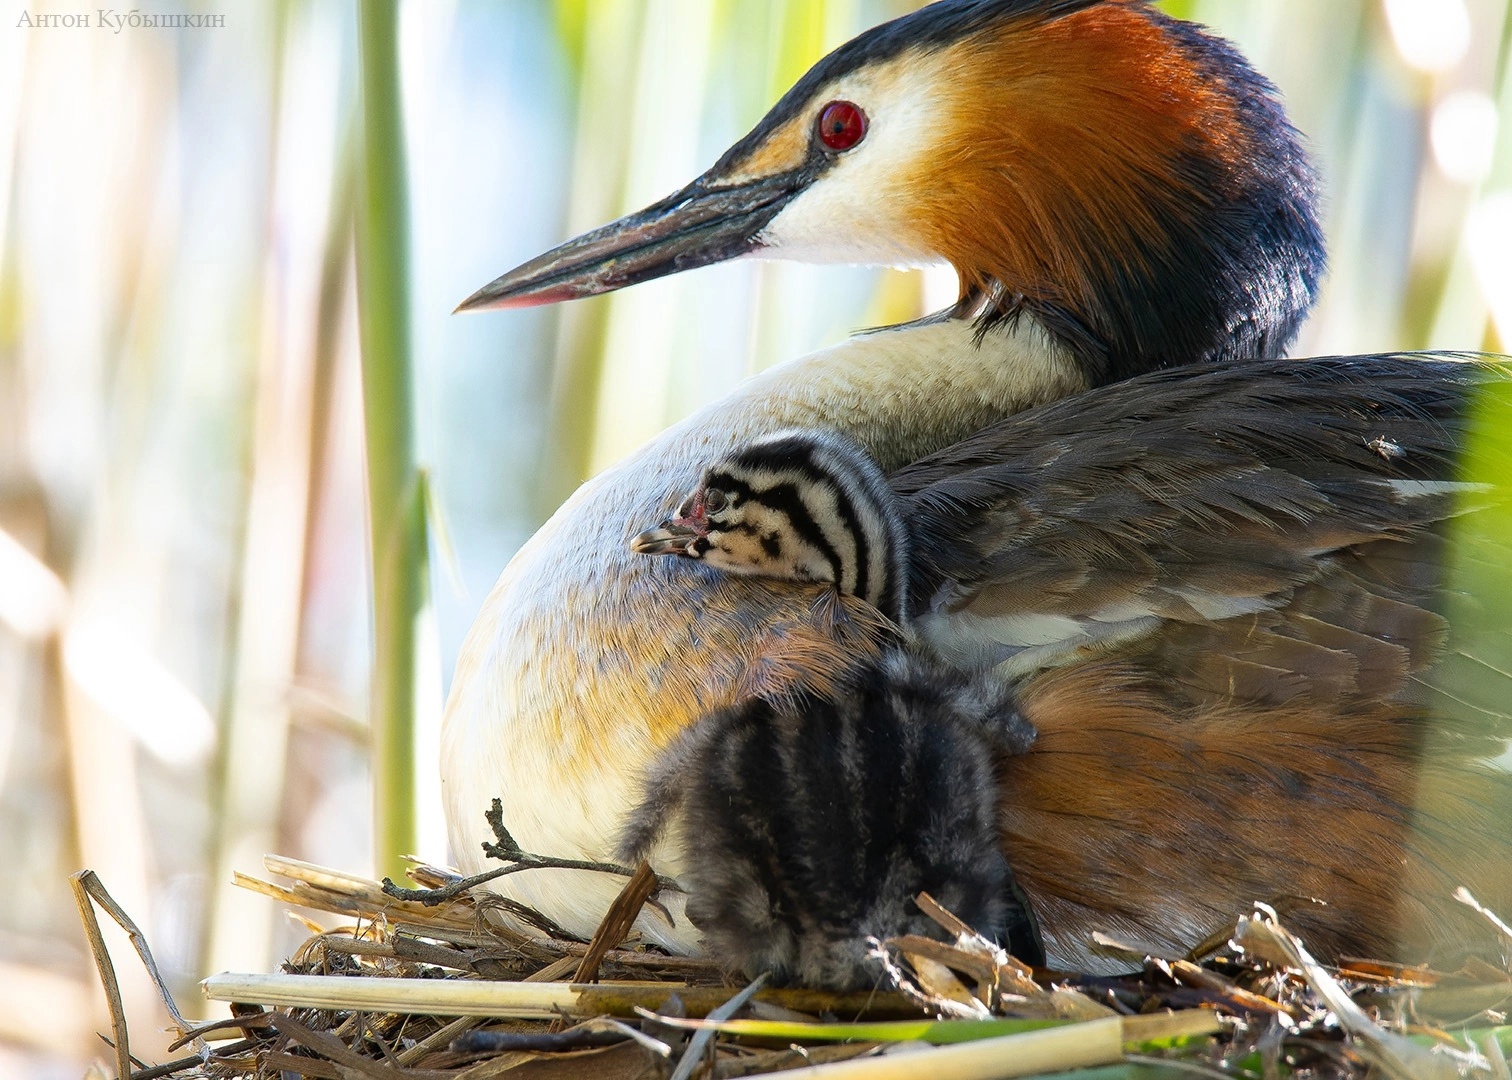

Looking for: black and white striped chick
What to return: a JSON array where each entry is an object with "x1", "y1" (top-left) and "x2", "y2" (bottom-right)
[
  {"x1": 630, "y1": 430, "x2": 911, "y2": 624},
  {"x1": 624, "y1": 430, "x2": 1042, "y2": 988},
  {"x1": 616, "y1": 649, "x2": 1041, "y2": 990}
]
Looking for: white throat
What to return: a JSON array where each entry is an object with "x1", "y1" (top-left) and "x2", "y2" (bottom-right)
[{"x1": 720, "y1": 314, "x2": 1087, "y2": 465}]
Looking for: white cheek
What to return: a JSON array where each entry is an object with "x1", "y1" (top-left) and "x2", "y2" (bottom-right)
[
  {"x1": 756, "y1": 67, "x2": 947, "y2": 267},
  {"x1": 757, "y1": 182, "x2": 943, "y2": 267}
]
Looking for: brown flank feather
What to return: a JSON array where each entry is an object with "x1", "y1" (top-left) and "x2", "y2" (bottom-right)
[{"x1": 1005, "y1": 661, "x2": 1512, "y2": 969}]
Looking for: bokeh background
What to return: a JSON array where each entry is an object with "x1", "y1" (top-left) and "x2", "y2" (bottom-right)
[{"x1": 1, "y1": 0, "x2": 1510, "y2": 1075}]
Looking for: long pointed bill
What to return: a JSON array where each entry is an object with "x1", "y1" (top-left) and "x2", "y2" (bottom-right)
[
  {"x1": 629, "y1": 521, "x2": 702, "y2": 557},
  {"x1": 456, "y1": 169, "x2": 808, "y2": 313}
]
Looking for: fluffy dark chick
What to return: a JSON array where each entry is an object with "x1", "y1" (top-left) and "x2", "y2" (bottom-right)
[{"x1": 619, "y1": 650, "x2": 1042, "y2": 990}]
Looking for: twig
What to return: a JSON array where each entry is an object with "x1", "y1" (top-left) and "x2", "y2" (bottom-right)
[
  {"x1": 319, "y1": 933, "x2": 471, "y2": 971},
  {"x1": 262, "y1": 1051, "x2": 343, "y2": 1080},
  {"x1": 72, "y1": 870, "x2": 208, "y2": 1072},
  {"x1": 166, "y1": 1013, "x2": 273, "y2": 1051},
  {"x1": 271, "y1": 1013, "x2": 393, "y2": 1080},
  {"x1": 900, "y1": 897, "x2": 1118, "y2": 1022},
  {"x1": 125, "y1": 1040, "x2": 258, "y2": 1080},
  {"x1": 397, "y1": 1014, "x2": 480, "y2": 1066},
  {"x1": 128, "y1": 1054, "x2": 222, "y2": 1080},
  {"x1": 381, "y1": 799, "x2": 683, "y2": 905},
  {"x1": 574, "y1": 860, "x2": 660, "y2": 985},
  {"x1": 527, "y1": 955, "x2": 591, "y2": 983},
  {"x1": 581, "y1": 1018, "x2": 674, "y2": 1057},
  {"x1": 481, "y1": 797, "x2": 682, "y2": 894},
  {"x1": 452, "y1": 1026, "x2": 625, "y2": 1053},
  {"x1": 71, "y1": 872, "x2": 131, "y2": 1080},
  {"x1": 1233, "y1": 908, "x2": 1470, "y2": 1080},
  {"x1": 472, "y1": 892, "x2": 585, "y2": 941},
  {"x1": 381, "y1": 916, "x2": 718, "y2": 977},
  {"x1": 670, "y1": 975, "x2": 768, "y2": 1080},
  {"x1": 868, "y1": 940, "x2": 949, "y2": 1017},
  {"x1": 886, "y1": 935, "x2": 998, "y2": 989},
  {"x1": 913, "y1": 892, "x2": 976, "y2": 941},
  {"x1": 1164, "y1": 959, "x2": 1293, "y2": 1018},
  {"x1": 455, "y1": 1016, "x2": 671, "y2": 1058}
]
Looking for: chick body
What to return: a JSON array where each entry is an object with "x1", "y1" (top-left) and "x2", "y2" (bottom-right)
[{"x1": 619, "y1": 650, "x2": 1041, "y2": 989}]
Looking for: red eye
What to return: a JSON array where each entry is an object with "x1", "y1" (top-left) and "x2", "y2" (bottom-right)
[{"x1": 816, "y1": 100, "x2": 867, "y2": 152}]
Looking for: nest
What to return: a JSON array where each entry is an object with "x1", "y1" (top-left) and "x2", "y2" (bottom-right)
[{"x1": 73, "y1": 818, "x2": 1512, "y2": 1080}]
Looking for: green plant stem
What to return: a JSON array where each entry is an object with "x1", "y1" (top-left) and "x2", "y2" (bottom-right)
[{"x1": 355, "y1": 0, "x2": 420, "y2": 879}]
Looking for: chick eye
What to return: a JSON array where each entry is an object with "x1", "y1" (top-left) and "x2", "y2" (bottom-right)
[
  {"x1": 816, "y1": 100, "x2": 867, "y2": 152},
  {"x1": 703, "y1": 488, "x2": 728, "y2": 513}
]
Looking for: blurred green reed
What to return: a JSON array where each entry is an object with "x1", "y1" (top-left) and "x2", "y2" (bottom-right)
[{"x1": 357, "y1": 0, "x2": 421, "y2": 879}]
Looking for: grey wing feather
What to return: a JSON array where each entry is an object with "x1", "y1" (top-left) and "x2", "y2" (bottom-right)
[{"x1": 891, "y1": 353, "x2": 1512, "y2": 740}]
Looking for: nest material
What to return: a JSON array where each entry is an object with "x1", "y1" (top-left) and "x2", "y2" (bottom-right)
[{"x1": 75, "y1": 848, "x2": 1512, "y2": 1080}]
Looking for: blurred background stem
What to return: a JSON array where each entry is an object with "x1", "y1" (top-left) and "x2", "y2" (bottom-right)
[{"x1": 356, "y1": 0, "x2": 420, "y2": 879}]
